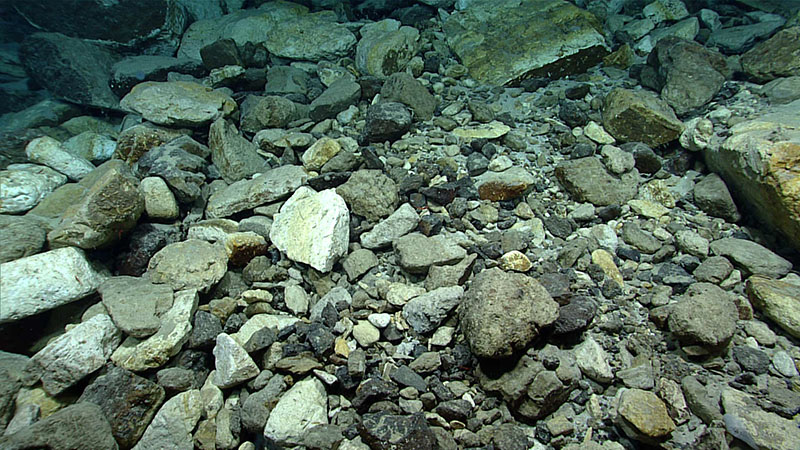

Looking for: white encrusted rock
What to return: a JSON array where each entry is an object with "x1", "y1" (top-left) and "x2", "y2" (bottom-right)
[
  {"x1": 263, "y1": 377, "x2": 328, "y2": 446},
  {"x1": 269, "y1": 187, "x2": 349, "y2": 272},
  {"x1": 25, "y1": 136, "x2": 95, "y2": 181},
  {"x1": 212, "y1": 333, "x2": 260, "y2": 389},
  {"x1": 133, "y1": 389, "x2": 202, "y2": 450},
  {"x1": 0, "y1": 163, "x2": 67, "y2": 213}
]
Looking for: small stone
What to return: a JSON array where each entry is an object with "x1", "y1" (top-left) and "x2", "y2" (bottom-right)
[
  {"x1": 591, "y1": 249, "x2": 623, "y2": 287},
  {"x1": 353, "y1": 321, "x2": 380, "y2": 347},
  {"x1": 140, "y1": 176, "x2": 179, "y2": 220},
  {"x1": 675, "y1": 230, "x2": 709, "y2": 258},
  {"x1": 343, "y1": 248, "x2": 379, "y2": 281},
  {"x1": 585, "y1": 122, "x2": 616, "y2": 145},
  {"x1": 617, "y1": 388, "x2": 676, "y2": 443},
  {"x1": 575, "y1": 337, "x2": 613, "y2": 383},
  {"x1": 403, "y1": 286, "x2": 464, "y2": 335},
  {"x1": 212, "y1": 333, "x2": 260, "y2": 388},
  {"x1": 498, "y1": 250, "x2": 532, "y2": 272}
]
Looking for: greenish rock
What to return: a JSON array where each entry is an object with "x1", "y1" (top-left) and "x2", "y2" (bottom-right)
[
  {"x1": 61, "y1": 131, "x2": 117, "y2": 164},
  {"x1": 209, "y1": 118, "x2": 269, "y2": 184},
  {"x1": 602, "y1": 88, "x2": 684, "y2": 147},
  {"x1": 0, "y1": 402, "x2": 117, "y2": 450},
  {"x1": 746, "y1": 275, "x2": 800, "y2": 338},
  {"x1": 0, "y1": 99, "x2": 79, "y2": 134},
  {"x1": 263, "y1": 10, "x2": 355, "y2": 61},
  {"x1": 99, "y1": 276, "x2": 174, "y2": 338},
  {"x1": 336, "y1": 169, "x2": 399, "y2": 222},
  {"x1": 147, "y1": 240, "x2": 228, "y2": 293},
  {"x1": 668, "y1": 283, "x2": 738, "y2": 351},
  {"x1": 309, "y1": 77, "x2": 361, "y2": 122},
  {"x1": 555, "y1": 157, "x2": 639, "y2": 206},
  {"x1": 443, "y1": 0, "x2": 608, "y2": 86},
  {"x1": 240, "y1": 95, "x2": 299, "y2": 133},
  {"x1": 206, "y1": 165, "x2": 308, "y2": 219},
  {"x1": 394, "y1": 232, "x2": 467, "y2": 274},
  {"x1": 379, "y1": 72, "x2": 437, "y2": 121},
  {"x1": 356, "y1": 19, "x2": 420, "y2": 79},
  {"x1": 709, "y1": 238, "x2": 793, "y2": 278},
  {"x1": 742, "y1": 26, "x2": 800, "y2": 82},
  {"x1": 721, "y1": 387, "x2": 800, "y2": 450},
  {"x1": 0, "y1": 215, "x2": 46, "y2": 263},
  {"x1": 120, "y1": 81, "x2": 237, "y2": 127}
]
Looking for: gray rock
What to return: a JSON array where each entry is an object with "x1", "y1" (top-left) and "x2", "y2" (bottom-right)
[
  {"x1": 460, "y1": 268, "x2": 559, "y2": 359},
  {"x1": 380, "y1": 72, "x2": 437, "y2": 121},
  {"x1": 25, "y1": 136, "x2": 95, "y2": 181},
  {"x1": 602, "y1": 88, "x2": 684, "y2": 147},
  {"x1": 79, "y1": 365, "x2": 166, "y2": 449},
  {"x1": 762, "y1": 76, "x2": 800, "y2": 104},
  {"x1": 362, "y1": 101, "x2": 413, "y2": 143},
  {"x1": 0, "y1": 246, "x2": 107, "y2": 323},
  {"x1": 360, "y1": 203, "x2": 419, "y2": 249},
  {"x1": 575, "y1": 337, "x2": 614, "y2": 383},
  {"x1": 19, "y1": 32, "x2": 120, "y2": 109},
  {"x1": 693, "y1": 256, "x2": 733, "y2": 284},
  {"x1": 262, "y1": 10, "x2": 356, "y2": 61},
  {"x1": 206, "y1": 164, "x2": 308, "y2": 218},
  {"x1": 710, "y1": 238, "x2": 792, "y2": 278},
  {"x1": 264, "y1": 65, "x2": 310, "y2": 97},
  {"x1": 394, "y1": 232, "x2": 467, "y2": 274},
  {"x1": 352, "y1": 320, "x2": 381, "y2": 347},
  {"x1": 356, "y1": 19, "x2": 420, "y2": 79},
  {"x1": 336, "y1": 169, "x2": 399, "y2": 222},
  {"x1": 25, "y1": 314, "x2": 122, "y2": 395},
  {"x1": 675, "y1": 229, "x2": 709, "y2": 258},
  {"x1": 309, "y1": 77, "x2": 361, "y2": 122},
  {"x1": 148, "y1": 240, "x2": 228, "y2": 292},
  {"x1": 241, "y1": 375, "x2": 286, "y2": 433},
  {"x1": 402, "y1": 286, "x2": 464, "y2": 334},
  {"x1": 555, "y1": 157, "x2": 639, "y2": 206},
  {"x1": 708, "y1": 18, "x2": 785, "y2": 54},
  {"x1": 732, "y1": 346, "x2": 770, "y2": 374},
  {"x1": 62, "y1": 131, "x2": 117, "y2": 164},
  {"x1": 601, "y1": 145, "x2": 635, "y2": 175},
  {"x1": 270, "y1": 187, "x2": 350, "y2": 273},
  {"x1": 425, "y1": 253, "x2": 478, "y2": 291},
  {"x1": 111, "y1": 289, "x2": 199, "y2": 371},
  {"x1": 358, "y1": 411, "x2": 437, "y2": 450},
  {"x1": 746, "y1": 275, "x2": 800, "y2": 339},
  {"x1": 264, "y1": 376, "x2": 328, "y2": 446},
  {"x1": 136, "y1": 143, "x2": 208, "y2": 204},
  {"x1": 681, "y1": 375, "x2": 723, "y2": 424},
  {"x1": 240, "y1": 95, "x2": 299, "y2": 133},
  {"x1": 721, "y1": 387, "x2": 800, "y2": 450},
  {"x1": 621, "y1": 222, "x2": 661, "y2": 254},
  {"x1": 110, "y1": 55, "x2": 205, "y2": 96},
  {"x1": 0, "y1": 402, "x2": 117, "y2": 450},
  {"x1": 0, "y1": 215, "x2": 46, "y2": 263},
  {"x1": 668, "y1": 283, "x2": 738, "y2": 351},
  {"x1": 98, "y1": 276, "x2": 174, "y2": 338},
  {"x1": 741, "y1": 26, "x2": 800, "y2": 82},
  {"x1": 693, "y1": 173, "x2": 740, "y2": 222},
  {"x1": 140, "y1": 176, "x2": 179, "y2": 220},
  {"x1": 121, "y1": 81, "x2": 236, "y2": 127},
  {"x1": 343, "y1": 248, "x2": 379, "y2": 281},
  {"x1": 133, "y1": 389, "x2": 202, "y2": 450},
  {"x1": 0, "y1": 99, "x2": 79, "y2": 134},
  {"x1": 209, "y1": 118, "x2": 269, "y2": 184},
  {"x1": 212, "y1": 333, "x2": 260, "y2": 388},
  {"x1": 0, "y1": 163, "x2": 67, "y2": 213}
]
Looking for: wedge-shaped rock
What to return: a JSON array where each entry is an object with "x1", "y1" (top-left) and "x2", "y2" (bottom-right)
[
  {"x1": 133, "y1": 389, "x2": 202, "y2": 450},
  {"x1": 206, "y1": 165, "x2": 308, "y2": 218},
  {"x1": 263, "y1": 377, "x2": 328, "y2": 446}
]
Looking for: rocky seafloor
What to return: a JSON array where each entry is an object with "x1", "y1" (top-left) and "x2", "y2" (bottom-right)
[{"x1": 1, "y1": 0, "x2": 800, "y2": 449}]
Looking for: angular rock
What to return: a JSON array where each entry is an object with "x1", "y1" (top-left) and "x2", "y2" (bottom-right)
[
  {"x1": 111, "y1": 289, "x2": 199, "y2": 371},
  {"x1": 209, "y1": 118, "x2": 269, "y2": 184},
  {"x1": 264, "y1": 377, "x2": 328, "y2": 446},
  {"x1": 575, "y1": 337, "x2": 614, "y2": 383},
  {"x1": 270, "y1": 187, "x2": 350, "y2": 272},
  {"x1": 110, "y1": 55, "x2": 205, "y2": 96},
  {"x1": 741, "y1": 26, "x2": 800, "y2": 82},
  {"x1": 133, "y1": 389, "x2": 202, "y2": 450},
  {"x1": 362, "y1": 102, "x2": 413, "y2": 143},
  {"x1": 302, "y1": 137, "x2": 342, "y2": 172},
  {"x1": 25, "y1": 136, "x2": 95, "y2": 181},
  {"x1": 709, "y1": 238, "x2": 792, "y2": 278},
  {"x1": 402, "y1": 286, "x2": 464, "y2": 335},
  {"x1": 206, "y1": 164, "x2": 308, "y2": 218},
  {"x1": 693, "y1": 173, "x2": 740, "y2": 222},
  {"x1": 380, "y1": 72, "x2": 437, "y2": 121},
  {"x1": 120, "y1": 81, "x2": 236, "y2": 127},
  {"x1": 602, "y1": 88, "x2": 684, "y2": 147},
  {"x1": 241, "y1": 95, "x2": 299, "y2": 133},
  {"x1": 555, "y1": 157, "x2": 639, "y2": 206},
  {"x1": 0, "y1": 215, "x2": 46, "y2": 263},
  {"x1": 356, "y1": 19, "x2": 420, "y2": 79},
  {"x1": 616, "y1": 388, "x2": 676, "y2": 444},
  {"x1": 136, "y1": 143, "x2": 207, "y2": 204},
  {"x1": 474, "y1": 166, "x2": 537, "y2": 202},
  {"x1": 708, "y1": 17, "x2": 785, "y2": 55},
  {"x1": 148, "y1": 240, "x2": 228, "y2": 292},
  {"x1": 25, "y1": 314, "x2": 122, "y2": 396},
  {"x1": 721, "y1": 388, "x2": 800, "y2": 450},
  {"x1": 116, "y1": 222, "x2": 182, "y2": 277},
  {"x1": 309, "y1": 77, "x2": 361, "y2": 122},
  {"x1": 79, "y1": 365, "x2": 166, "y2": 449},
  {"x1": 98, "y1": 276, "x2": 174, "y2": 338},
  {"x1": 703, "y1": 100, "x2": 800, "y2": 251},
  {"x1": 263, "y1": 10, "x2": 356, "y2": 61},
  {"x1": 343, "y1": 248, "x2": 379, "y2": 281},
  {"x1": 0, "y1": 246, "x2": 107, "y2": 323},
  {"x1": 213, "y1": 333, "x2": 260, "y2": 388},
  {"x1": 0, "y1": 163, "x2": 67, "y2": 213},
  {"x1": 443, "y1": 0, "x2": 608, "y2": 86},
  {"x1": 336, "y1": 169, "x2": 399, "y2": 222},
  {"x1": 360, "y1": 203, "x2": 420, "y2": 249},
  {"x1": 460, "y1": 268, "x2": 559, "y2": 359},
  {"x1": 0, "y1": 402, "x2": 117, "y2": 450},
  {"x1": 668, "y1": 283, "x2": 738, "y2": 351},
  {"x1": 746, "y1": 275, "x2": 800, "y2": 338},
  {"x1": 394, "y1": 232, "x2": 467, "y2": 274}
]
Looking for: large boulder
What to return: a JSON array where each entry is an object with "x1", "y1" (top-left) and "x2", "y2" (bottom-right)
[
  {"x1": 120, "y1": 81, "x2": 237, "y2": 128},
  {"x1": 703, "y1": 99, "x2": 800, "y2": 251},
  {"x1": 443, "y1": 0, "x2": 608, "y2": 86},
  {"x1": 741, "y1": 26, "x2": 800, "y2": 82},
  {"x1": 356, "y1": 19, "x2": 421, "y2": 78}
]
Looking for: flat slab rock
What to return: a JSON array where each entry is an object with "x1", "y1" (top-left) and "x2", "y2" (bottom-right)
[
  {"x1": 120, "y1": 81, "x2": 236, "y2": 128},
  {"x1": 147, "y1": 239, "x2": 228, "y2": 292}
]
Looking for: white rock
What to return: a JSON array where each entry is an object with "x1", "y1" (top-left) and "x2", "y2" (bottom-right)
[
  {"x1": 230, "y1": 314, "x2": 299, "y2": 347},
  {"x1": 27, "y1": 314, "x2": 121, "y2": 395},
  {"x1": 0, "y1": 163, "x2": 67, "y2": 213},
  {"x1": 263, "y1": 377, "x2": 328, "y2": 446},
  {"x1": 212, "y1": 333, "x2": 260, "y2": 388},
  {"x1": 140, "y1": 176, "x2": 179, "y2": 220},
  {"x1": 111, "y1": 289, "x2": 198, "y2": 371},
  {"x1": 360, "y1": 203, "x2": 420, "y2": 249},
  {"x1": 679, "y1": 117, "x2": 713, "y2": 152},
  {"x1": 575, "y1": 337, "x2": 614, "y2": 383},
  {"x1": 585, "y1": 121, "x2": 616, "y2": 145},
  {"x1": 284, "y1": 284, "x2": 310, "y2": 316},
  {"x1": 0, "y1": 247, "x2": 107, "y2": 323},
  {"x1": 25, "y1": 136, "x2": 95, "y2": 181},
  {"x1": 367, "y1": 313, "x2": 392, "y2": 329},
  {"x1": 270, "y1": 187, "x2": 349, "y2": 272},
  {"x1": 133, "y1": 389, "x2": 202, "y2": 450}
]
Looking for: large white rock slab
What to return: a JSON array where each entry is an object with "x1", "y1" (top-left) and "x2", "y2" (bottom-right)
[
  {"x1": 0, "y1": 247, "x2": 107, "y2": 323},
  {"x1": 263, "y1": 377, "x2": 328, "y2": 446},
  {"x1": 269, "y1": 187, "x2": 349, "y2": 272},
  {"x1": 25, "y1": 136, "x2": 95, "y2": 181}
]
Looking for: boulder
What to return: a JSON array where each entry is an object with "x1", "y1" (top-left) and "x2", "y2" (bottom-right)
[
  {"x1": 602, "y1": 88, "x2": 684, "y2": 147},
  {"x1": 356, "y1": 19, "x2": 421, "y2": 78},
  {"x1": 120, "y1": 81, "x2": 236, "y2": 127},
  {"x1": 209, "y1": 118, "x2": 270, "y2": 183}
]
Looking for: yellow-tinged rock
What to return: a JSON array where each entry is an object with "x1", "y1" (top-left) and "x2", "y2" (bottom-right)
[
  {"x1": 499, "y1": 250, "x2": 532, "y2": 272},
  {"x1": 591, "y1": 249, "x2": 624, "y2": 287},
  {"x1": 628, "y1": 199, "x2": 670, "y2": 219},
  {"x1": 224, "y1": 231, "x2": 268, "y2": 267},
  {"x1": 746, "y1": 275, "x2": 800, "y2": 338},
  {"x1": 15, "y1": 386, "x2": 68, "y2": 419},
  {"x1": 617, "y1": 388, "x2": 676, "y2": 442},
  {"x1": 452, "y1": 121, "x2": 511, "y2": 140},
  {"x1": 301, "y1": 137, "x2": 342, "y2": 171},
  {"x1": 334, "y1": 337, "x2": 350, "y2": 357}
]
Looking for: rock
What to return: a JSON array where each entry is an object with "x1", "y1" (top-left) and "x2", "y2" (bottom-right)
[
  {"x1": 452, "y1": 121, "x2": 511, "y2": 141},
  {"x1": 0, "y1": 246, "x2": 107, "y2": 323},
  {"x1": 552, "y1": 296, "x2": 598, "y2": 336},
  {"x1": 443, "y1": 0, "x2": 608, "y2": 86},
  {"x1": 358, "y1": 411, "x2": 437, "y2": 450},
  {"x1": 148, "y1": 240, "x2": 228, "y2": 292},
  {"x1": 0, "y1": 402, "x2": 117, "y2": 450},
  {"x1": 675, "y1": 230, "x2": 709, "y2": 258},
  {"x1": 20, "y1": 32, "x2": 119, "y2": 109},
  {"x1": 602, "y1": 88, "x2": 684, "y2": 147},
  {"x1": 746, "y1": 275, "x2": 800, "y2": 338},
  {"x1": 704, "y1": 100, "x2": 800, "y2": 251},
  {"x1": 762, "y1": 76, "x2": 800, "y2": 104},
  {"x1": 98, "y1": 275, "x2": 173, "y2": 338},
  {"x1": 309, "y1": 77, "x2": 361, "y2": 122},
  {"x1": 741, "y1": 26, "x2": 800, "y2": 82},
  {"x1": 621, "y1": 222, "x2": 661, "y2": 254},
  {"x1": 0, "y1": 163, "x2": 67, "y2": 213},
  {"x1": 356, "y1": 19, "x2": 420, "y2": 79},
  {"x1": 230, "y1": 314, "x2": 298, "y2": 348},
  {"x1": 643, "y1": 0, "x2": 689, "y2": 23},
  {"x1": 647, "y1": 37, "x2": 728, "y2": 116},
  {"x1": 498, "y1": 250, "x2": 532, "y2": 272},
  {"x1": 360, "y1": 203, "x2": 420, "y2": 249},
  {"x1": 48, "y1": 160, "x2": 145, "y2": 250},
  {"x1": 264, "y1": 377, "x2": 328, "y2": 446},
  {"x1": 721, "y1": 388, "x2": 800, "y2": 450},
  {"x1": 692, "y1": 173, "x2": 740, "y2": 222},
  {"x1": 708, "y1": 17, "x2": 785, "y2": 55},
  {"x1": 380, "y1": 72, "x2": 437, "y2": 121},
  {"x1": 555, "y1": 157, "x2": 639, "y2": 206},
  {"x1": 212, "y1": 333, "x2": 260, "y2": 388},
  {"x1": 461, "y1": 268, "x2": 558, "y2": 359},
  {"x1": 116, "y1": 223, "x2": 182, "y2": 277},
  {"x1": 679, "y1": 117, "x2": 714, "y2": 152},
  {"x1": 79, "y1": 365, "x2": 166, "y2": 449},
  {"x1": 25, "y1": 314, "x2": 122, "y2": 395},
  {"x1": 120, "y1": 81, "x2": 236, "y2": 127},
  {"x1": 25, "y1": 136, "x2": 95, "y2": 181},
  {"x1": 62, "y1": 131, "x2": 117, "y2": 164},
  {"x1": 402, "y1": 286, "x2": 464, "y2": 335},
  {"x1": 302, "y1": 137, "x2": 341, "y2": 172},
  {"x1": 0, "y1": 215, "x2": 46, "y2": 263},
  {"x1": 353, "y1": 320, "x2": 381, "y2": 347},
  {"x1": 425, "y1": 254, "x2": 477, "y2": 291},
  {"x1": 343, "y1": 248, "x2": 379, "y2": 281},
  {"x1": 668, "y1": 283, "x2": 738, "y2": 351},
  {"x1": 616, "y1": 388, "x2": 676, "y2": 444},
  {"x1": 362, "y1": 102, "x2": 413, "y2": 143},
  {"x1": 474, "y1": 166, "x2": 536, "y2": 202},
  {"x1": 591, "y1": 249, "x2": 623, "y2": 286},
  {"x1": 270, "y1": 187, "x2": 349, "y2": 272},
  {"x1": 264, "y1": 65, "x2": 310, "y2": 97},
  {"x1": 262, "y1": 10, "x2": 356, "y2": 61},
  {"x1": 140, "y1": 176, "x2": 180, "y2": 220},
  {"x1": 133, "y1": 389, "x2": 202, "y2": 450},
  {"x1": 110, "y1": 55, "x2": 205, "y2": 96},
  {"x1": 709, "y1": 238, "x2": 792, "y2": 278},
  {"x1": 575, "y1": 337, "x2": 614, "y2": 383},
  {"x1": 394, "y1": 232, "x2": 467, "y2": 274},
  {"x1": 209, "y1": 118, "x2": 269, "y2": 184},
  {"x1": 111, "y1": 289, "x2": 199, "y2": 371},
  {"x1": 336, "y1": 169, "x2": 399, "y2": 222},
  {"x1": 206, "y1": 165, "x2": 308, "y2": 218},
  {"x1": 732, "y1": 346, "x2": 770, "y2": 374},
  {"x1": 240, "y1": 95, "x2": 299, "y2": 133}
]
